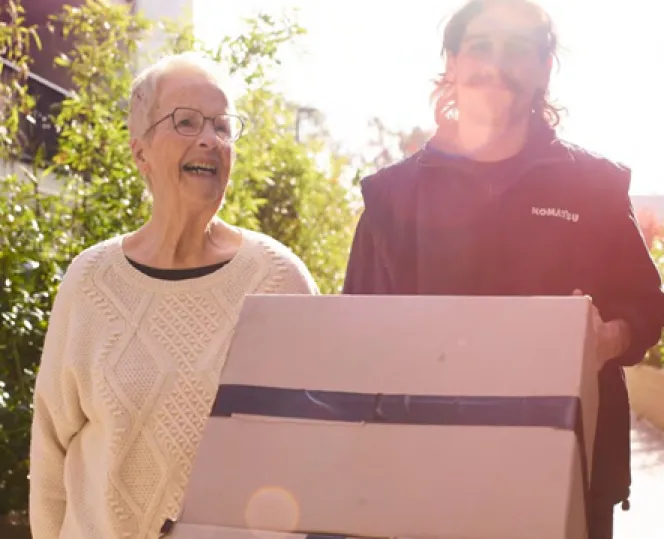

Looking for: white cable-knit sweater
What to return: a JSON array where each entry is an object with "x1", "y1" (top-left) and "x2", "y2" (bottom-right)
[{"x1": 28, "y1": 229, "x2": 319, "y2": 539}]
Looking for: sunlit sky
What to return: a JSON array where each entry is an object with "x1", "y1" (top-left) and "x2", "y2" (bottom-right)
[{"x1": 193, "y1": 0, "x2": 664, "y2": 195}]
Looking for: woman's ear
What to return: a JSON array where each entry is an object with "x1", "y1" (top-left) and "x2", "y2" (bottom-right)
[{"x1": 131, "y1": 138, "x2": 150, "y2": 175}]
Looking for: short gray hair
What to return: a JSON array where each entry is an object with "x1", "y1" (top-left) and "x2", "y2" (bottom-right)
[{"x1": 128, "y1": 52, "x2": 236, "y2": 139}]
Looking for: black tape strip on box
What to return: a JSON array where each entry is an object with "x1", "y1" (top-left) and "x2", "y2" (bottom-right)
[{"x1": 210, "y1": 385, "x2": 592, "y2": 536}]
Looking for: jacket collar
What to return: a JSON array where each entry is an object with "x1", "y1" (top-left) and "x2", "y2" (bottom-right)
[{"x1": 415, "y1": 118, "x2": 575, "y2": 176}]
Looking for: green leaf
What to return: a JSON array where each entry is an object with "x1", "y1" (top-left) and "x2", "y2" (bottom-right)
[{"x1": 0, "y1": 0, "x2": 360, "y2": 519}]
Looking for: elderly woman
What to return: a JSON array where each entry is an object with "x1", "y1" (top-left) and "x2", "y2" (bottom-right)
[{"x1": 28, "y1": 53, "x2": 318, "y2": 539}]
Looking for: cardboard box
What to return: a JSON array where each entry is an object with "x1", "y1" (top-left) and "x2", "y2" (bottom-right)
[
  {"x1": 168, "y1": 295, "x2": 599, "y2": 539},
  {"x1": 167, "y1": 525, "x2": 364, "y2": 539}
]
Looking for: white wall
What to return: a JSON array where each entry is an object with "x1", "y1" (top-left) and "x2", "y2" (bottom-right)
[
  {"x1": 0, "y1": 159, "x2": 61, "y2": 196},
  {"x1": 133, "y1": 0, "x2": 193, "y2": 23},
  {"x1": 132, "y1": 0, "x2": 194, "y2": 71}
]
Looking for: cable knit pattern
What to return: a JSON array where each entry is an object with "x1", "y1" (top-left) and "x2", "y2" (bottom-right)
[{"x1": 29, "y1": 229, "x2": 319, "y2": 539}]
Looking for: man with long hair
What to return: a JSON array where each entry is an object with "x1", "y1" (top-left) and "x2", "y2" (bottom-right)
[{"x1": 343, "y1": 1, "x2": 664, "y2": 537}]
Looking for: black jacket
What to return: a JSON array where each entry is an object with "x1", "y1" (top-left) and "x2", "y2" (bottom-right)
[{"x1": 343, "y1": 123, "x2": 664, "y2": 503}]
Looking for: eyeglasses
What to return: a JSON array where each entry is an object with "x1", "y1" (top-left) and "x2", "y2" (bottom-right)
[{"x1": 143, "y1": 107, "x2": 244, "y2": 142}]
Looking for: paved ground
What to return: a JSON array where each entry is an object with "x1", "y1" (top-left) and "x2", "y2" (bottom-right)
[{"x1": 613, "y1": 414, "x2": 664, "y2": 538}]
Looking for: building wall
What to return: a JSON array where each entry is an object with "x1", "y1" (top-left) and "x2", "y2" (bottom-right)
[
  {"x1": 9, "y1": 0, "x2": 86, "y2": 92},
  {"x1": 2, "y1": 0, "x2": 193, "y2": 92},
  {"x1": 133, "y1": 0, "x2": 193, "y2": 25},
  {"x1": 132, "y1": 0, "x2": 193, "y2": 71},
  {"x1": 1, "y1": 0, "x2": 192, "y2": 192}
]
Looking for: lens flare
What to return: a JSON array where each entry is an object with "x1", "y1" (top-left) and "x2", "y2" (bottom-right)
[{"x1": 244, "y1": 486, "x2": 300, "y2": 533}]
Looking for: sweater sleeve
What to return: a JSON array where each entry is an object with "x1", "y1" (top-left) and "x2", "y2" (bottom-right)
[
  {"x1": 278, "y1": 255, "x2": 320, "y2": 295},
  {"x1": 29, "y1": 272, "x2": 87, "y2": 539},
  {"x1": 260, "y1": 240, "x2": 320, "y2": 295}
]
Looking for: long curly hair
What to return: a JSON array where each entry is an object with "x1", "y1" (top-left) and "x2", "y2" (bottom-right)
[{"x1": 431, "y1": 0, "x2": 564, "y2": 128}]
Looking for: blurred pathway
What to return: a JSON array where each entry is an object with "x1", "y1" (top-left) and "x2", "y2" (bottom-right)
[{"x1": 613, "y1": 414, "x2": 664, "y2": 538}]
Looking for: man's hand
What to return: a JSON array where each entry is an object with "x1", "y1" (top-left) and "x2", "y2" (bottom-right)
[{"x1": 572, "y1": 289, "x2": 631, "y2": 366}]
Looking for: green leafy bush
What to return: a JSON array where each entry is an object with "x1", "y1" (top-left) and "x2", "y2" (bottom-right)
[{"x1": 0, "y1": 0, "x2": 357, "y2": 519}]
